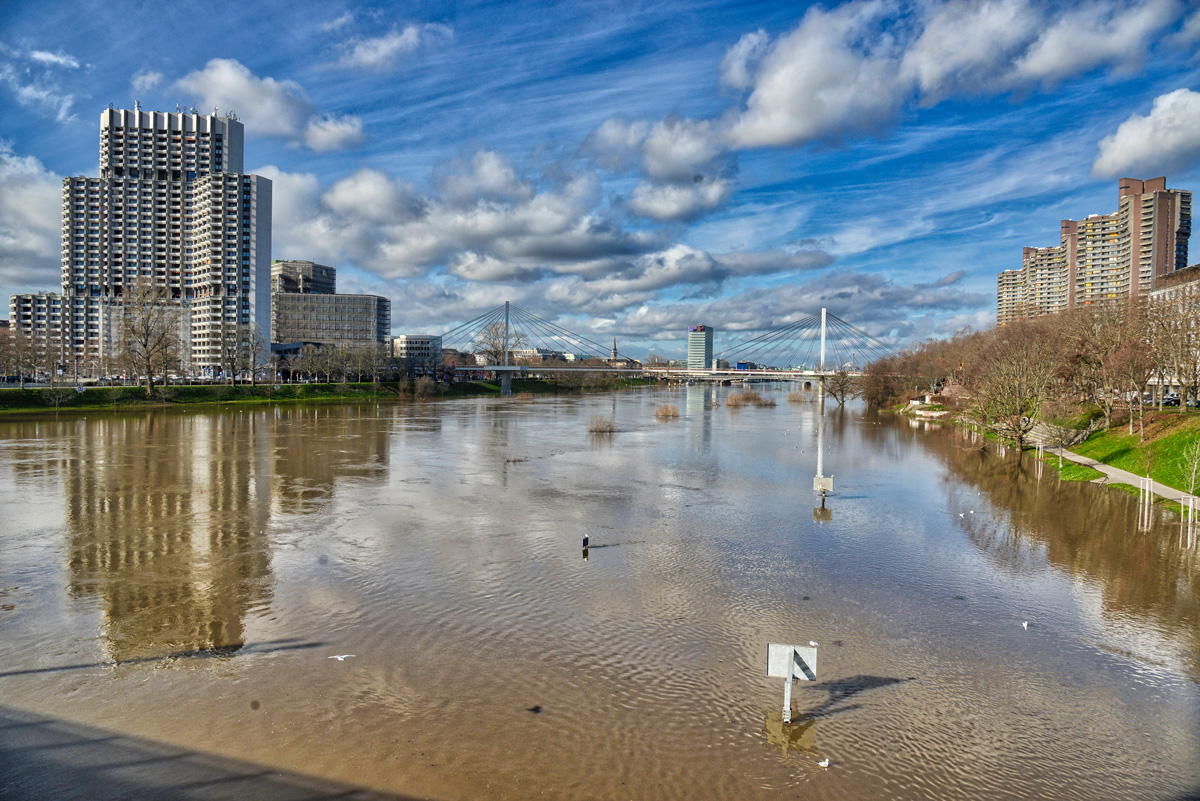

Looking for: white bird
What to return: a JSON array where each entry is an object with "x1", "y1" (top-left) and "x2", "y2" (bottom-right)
[
  {"x1": 817, "y1": 758, "x2": 830, "y2": 768},
  {"x1": 809, "y1": 641, "x2": 819, "y2": 647},
  {"x1": 959, "y1": 513, "x2": 964, "y2": 517},
  {"x1": 328, "y1": 654, "x2": 355, "y2": 661},
  {"x1": 969, "y1": 510, "x2": 975, "y2": 514},
  {"x1": 1022, "y1": 621, "x2": 1028, "y2": 630}
]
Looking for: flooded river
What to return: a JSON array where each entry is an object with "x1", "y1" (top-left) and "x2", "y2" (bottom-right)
[{"x1": 1, "y1": 386, "x2": 1198, "y2": 800}]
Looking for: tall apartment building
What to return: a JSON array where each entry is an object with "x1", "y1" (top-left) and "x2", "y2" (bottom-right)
[
  {"x1": 8, "y1": 292, "x2": 68, "y2": 369},
  {"x1": 269, "y1": 260, "x2": 390, "y2": 347},
  {"x1": 998, "y1": 177, "x2": 1191, "y2": 323},
  {"x1": 55, "y1": 106, "x2": 271, "y2": 373},
  {"x1": 687, "y1": 324, "x2": 713, "y2": 369}
]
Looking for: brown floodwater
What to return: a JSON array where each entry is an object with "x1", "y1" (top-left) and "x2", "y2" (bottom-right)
[{"x1": 0, "y1": 386, "x2": 1198, "y2": 800}]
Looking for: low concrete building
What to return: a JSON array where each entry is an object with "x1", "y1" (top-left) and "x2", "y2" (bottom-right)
[{"x1": 393, "y1": 335, "x2": 443, "y2": 362}]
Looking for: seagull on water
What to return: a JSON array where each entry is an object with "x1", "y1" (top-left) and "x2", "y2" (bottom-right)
[
  {"x1": 817, "y1": 758, "x2": 830, "y2": 768},
  {"x1": 328, "y1": 654, "x2": 355, "y2": 661}
]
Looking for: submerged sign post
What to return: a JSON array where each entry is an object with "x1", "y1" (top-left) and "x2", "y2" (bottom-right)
[{"x1": 767, "y1": 643, "x2": 817, "y2": 724}]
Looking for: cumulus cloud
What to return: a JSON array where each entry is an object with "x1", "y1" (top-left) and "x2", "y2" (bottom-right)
[
  {"x1": 724, "y1": 0, "x2": 1190, "y2": 148},
  {"x1": 641, "y1": 116, "x2": 726, "y2": 182},
  {"x1": 131, "y1": 69, "x2": 163, "y2": 94},
  {"x1": 174, "y1": 59, "x2": 362, "y2": 151},
  {"x1": 436, "y1": 151, "x2": 533, "y2": 206},
  {"x1": 719, "y1": 29, "x2": 769, "y2": 90},
  {"x1": 0, "y1": 142, "x2": 64, "y2": 288},
  {"x1": 581, "y1": 117, "x2": 649, "y2": 171},
  {"x1": 304, "y1": 114, "x2": 365, "y2": 151},
  {"x1": 259, "y1": 160, "x2": 662, "y2": 282},
  {"x1": 1014, "y1": 0, "x2": 1179, "y2": 86},
  {"x1": 629, "y1": 179, "x2": 730, "y2": 222},
  {"x1": 727, "y1": 1, "x2": 909, "y2": 148},
  {"x1": 335, "y1": 23, "x2": 453, "y2": 71},
  {"x1": 1093, "y1": 88, "x2": 1200, "y2": 177}
]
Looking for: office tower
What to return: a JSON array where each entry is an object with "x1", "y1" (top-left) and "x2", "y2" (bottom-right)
[
  {"x1": 58, "y1": 106, "x2": 272, "y2": 375},
  {"x1": 687, "y1": 324, "x2": 713, "y2": 369},
  {"x1": 998, "y1": 177, "x2": 1191, "y2": 322},
  {"x1": 271, "y1": 260, "x2": 336, "y2": 295},
  {"x1": 270, "y1": 261, "x2": 390, "y2": 348}
]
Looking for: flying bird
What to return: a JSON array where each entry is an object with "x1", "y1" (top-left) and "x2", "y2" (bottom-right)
[
  {"x1": 328, "y1": 654, "x2": 355, "y2": 661},
  {"x1": 1022, "y1": 621, "x2": 1028, "y2": 630},
  {"x1": 809, "y1": 641, "x2": 819, "y2": 647}
]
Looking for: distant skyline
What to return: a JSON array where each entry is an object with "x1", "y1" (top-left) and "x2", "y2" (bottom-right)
[{"x1": 2, "y1": 0, "x2": 1199, "y2": 358}]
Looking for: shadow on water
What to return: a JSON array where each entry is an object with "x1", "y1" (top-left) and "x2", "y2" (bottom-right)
[
  {"x1": 0, "y1": 704, "x2": 420, "y2": 801},
  {"x1": 0, "y1": 639, "x2": 326, "y2": 679},
  {"x1": 798, "y1": 675, "x2": 908, "y2": 719}
]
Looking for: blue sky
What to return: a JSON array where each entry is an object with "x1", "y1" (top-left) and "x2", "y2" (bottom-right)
[{"x1": 2, "y1": 0, "x2": 1199, "y2": 358}]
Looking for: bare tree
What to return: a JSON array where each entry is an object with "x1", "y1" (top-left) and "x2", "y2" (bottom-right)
[
  {"x1": 474, "y1": 321, "x2": 529, "y2": 365},
  {"x1": 239, "y1": 323, "x2": 269, "y2": 386},
  {"x1": 118, "y1": 281, "x2": 183, "y2": 395},
  {"x1": 967, "y1": 319, "x2": 1057, "y2": 448},
  {"x1": 1146, "y1": 284, "x2": 1200, "y2": 411},
  {"x1": 825, "y1": 369, "x2": 858, "y2": 407},
  {"x1": 1181, "y1": 439, "x2": 1200, "y2": 499}
]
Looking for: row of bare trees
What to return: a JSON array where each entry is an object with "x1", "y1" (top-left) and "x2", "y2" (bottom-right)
[{"x1": 862, "y1": 291, "x2": 1200, "y2": 443}]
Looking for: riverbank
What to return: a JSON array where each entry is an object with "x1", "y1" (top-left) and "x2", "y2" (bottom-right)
[{"x1": 0, "y1": 376, "x2": 657, "y2": 416}]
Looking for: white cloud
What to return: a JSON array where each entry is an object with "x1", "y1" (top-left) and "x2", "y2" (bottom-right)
[
  {"x1": 335, "y1": 23, "x2": 453, "y2": 71},
  {"x1": 641, "y1": 116, "x2": 726, "y2": 182},
  {"x1": 1014, "y1": 0, "x2": 1180, "y2": 86},
  {"x1": 728, "y1": 1, "x2": 908, "y2": 148},
  {"x1": 0, "y1": 142, "x2": 63, "y2": 288},
  {"x1": 131, "y1": 69, "x2": 164, "y2": 94},
  {"x1": 1093, "y1": 88, "x2": 1200, "y2": 178},
  {"x1": 724, "y1": 0, "x2": 1191, "y2": 149},
  {"x1": 174, "y1": 59, "x2": 362, "y2": 151},
  {"x1": 901, "y1": 0, "x2": 1040, "y2": 101},
  {"x1": 436, "y1": 151, "x2": 533, "y2": 206},
  {"x1": 0, "y1": 63, "x2": 75, "y2": 122},
  {"x1": 629, "y1": 179, "x2": 730, "y2": 222},
  {"x1": 28, "y1": 50, "x2": 79, "y2": 69},
  {"x1": 719, "y1": 29, "x2": 768, "y2": 90},
  {"x1": 581, "y1": 117, "x2": 649, "y2": 171},
  {"x1": 304, "y1": 114, "x2": 365, "y2": 151},
  {"x1": 320, "y1": 12, "x2": 355, "y2": 32}
]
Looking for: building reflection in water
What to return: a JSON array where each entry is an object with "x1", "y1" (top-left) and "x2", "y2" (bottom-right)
[
  {"x1": 64, "y1": 411, "x2": 274, "y2": 663},
  {"x1": 270, "y1": 405, "x2": 391, "y2": 515}
]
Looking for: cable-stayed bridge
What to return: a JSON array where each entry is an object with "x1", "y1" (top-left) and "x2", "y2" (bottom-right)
[{"x1": 439, "y1": 302, "x2": 892, "y2": 385}]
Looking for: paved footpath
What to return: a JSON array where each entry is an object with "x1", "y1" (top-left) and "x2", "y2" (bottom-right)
[{"x1": 1054, "y1": 447, "x2": 1191, "y2": 503}]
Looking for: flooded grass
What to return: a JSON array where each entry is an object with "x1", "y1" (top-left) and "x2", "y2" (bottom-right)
[
  {"x1": 587, "y1": 414, "x2": 617, "y2": 433},
  {"x1": 654, "y1": 404, "x2": 680, "y2": 420},
  {"x1": 727, "y1": 390, "x2": 776, "y2": 408}
]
